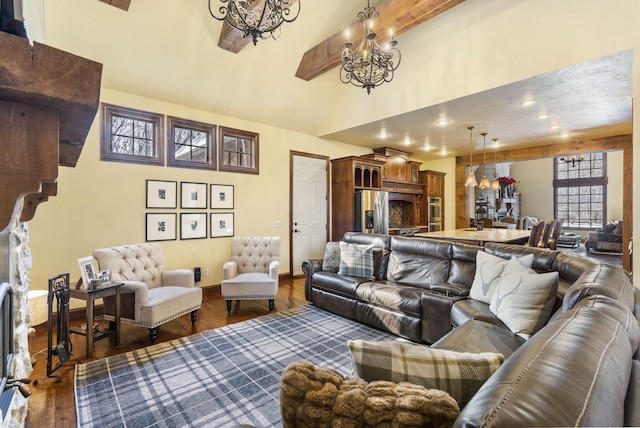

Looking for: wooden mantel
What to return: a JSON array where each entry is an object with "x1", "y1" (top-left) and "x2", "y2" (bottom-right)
[{"x1": 0, "y1": 31, "x2": 102, "y2": 230}]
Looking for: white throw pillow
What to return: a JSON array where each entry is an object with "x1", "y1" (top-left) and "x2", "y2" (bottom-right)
[
  {"x1": 469, "y1": 252, "x2": 534, "y2": 304},
  {"x1": 338, "y1": 241, "x2": 375, "y2": 279},
  {"x1": 489, "y1": 258, "x2": 559, "y2": 339}
]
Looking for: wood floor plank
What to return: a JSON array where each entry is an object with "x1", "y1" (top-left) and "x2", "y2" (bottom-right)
[{"x1": 24, "y1": 277, "x2": 307, "y2": 427}]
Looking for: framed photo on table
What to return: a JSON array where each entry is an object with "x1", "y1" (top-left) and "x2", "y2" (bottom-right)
[
  {"x1": 180, "y1": 182, "x2": 207, "y2": 209},
  {"x1": 146, "y1": 213, "x2": 177, "y2": 241},
  {"x1": 146, "y1": 180, "x2": 177, "y2": 208},
  {"x1": 211, "y1": 213, "x2": 234, "y2": 238},
  {"x1": 180, "y1": 213, "x2": 207, "y2": 240},
  {"x1": 210, "y1": 184, "x2": 234, "y2": 209},
  {"x1": 77, "y1": 256, "x2": 97, "y2": 290}
]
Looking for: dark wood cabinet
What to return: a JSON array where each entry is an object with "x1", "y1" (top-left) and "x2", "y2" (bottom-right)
[{"x1": 420, "y1": 170, "x2": 446, "y2": 228}]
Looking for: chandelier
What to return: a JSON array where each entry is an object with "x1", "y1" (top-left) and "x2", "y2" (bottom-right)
[
  {"x1": 560, "y1": 154, "x2": 584, "y2": 167},
  {"x1": 208, "y1": 0, "x2": 301, "y2": 46},
  {"x1": 340, "y1": 0, "x2": 401, "y2": 94},
  {"x1": 464, "y1": 126, "x2": 478, "y2": 187},
  {"x1": 478, "y1": 132, "x2": 491, "y2": 189}
]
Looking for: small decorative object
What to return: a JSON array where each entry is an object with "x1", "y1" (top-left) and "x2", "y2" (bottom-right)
[
  {"x1": 146, "y1": 213, "x2": 177, "y2": 241},
  {"x1": 208, "y1": 0, "x2": 301, "y2": 46},
  {"x1": 210, "y1": 184, "x2": 234, "y2": 209},
  {"x1": 180, "y1": 213, "x2": 208, "y2": 240},
  {"x1": 211, "y1": 213, "x2": 234, "y2": 238},
  {"x1": 99, "y1": 269, "x2": 111, "y2": 285},
  {"x1": 180, "y1": 182, "x2": 207, "y2": 209},
  {"x1": 146, "y1": 180, "x2": 177, "y2": 208},
  {"x1": 78, "y1": 257, "x2": 97, "y2": 290},
  {"x1": 340, "y1": 0, "x2": 400, "y2": 94},
  {"x1": 90, "y1": 278, "x2": 101, "y2": 290},
  {"x1": 497, "y1": 176, "x2": 517, "y2": 198}
]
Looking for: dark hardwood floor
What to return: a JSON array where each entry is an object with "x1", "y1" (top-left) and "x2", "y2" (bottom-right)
[{"x1": 25, "y1": 276, "x2": 308, "y2": 428}]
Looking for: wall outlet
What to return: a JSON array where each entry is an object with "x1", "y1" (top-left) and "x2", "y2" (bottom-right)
[{"x1": 203, "y1": 269, "x2": 209, "y2": 277}]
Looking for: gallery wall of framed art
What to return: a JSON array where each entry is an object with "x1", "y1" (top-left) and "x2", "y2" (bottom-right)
[{"x1": 145, "y1": 180, "x2": 235, "y2": 241}]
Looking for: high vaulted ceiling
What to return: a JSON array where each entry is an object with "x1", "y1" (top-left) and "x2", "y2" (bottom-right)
[{"x1": 41, "y1": 0, "x2": 633, "y2": 162}]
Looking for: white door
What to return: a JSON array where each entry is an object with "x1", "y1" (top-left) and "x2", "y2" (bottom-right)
[{"x1": 292, "y1": 154, "x2": 328, "y2": 276}]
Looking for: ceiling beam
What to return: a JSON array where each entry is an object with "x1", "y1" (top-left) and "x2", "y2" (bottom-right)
[
  {"x1": 295, "y1": 0, "x2": 466, "y2": 81},
  {"x1": 98, "y1": 0, "x2": 131, "y2": 11},
  {"x1": 217, "y1": 0, "x2": 299, "y2": 54}
]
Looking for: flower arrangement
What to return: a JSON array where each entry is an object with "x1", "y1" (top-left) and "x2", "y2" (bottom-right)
[{"x1": 497, "y1": 176, "x2": 516, "y2": 186}]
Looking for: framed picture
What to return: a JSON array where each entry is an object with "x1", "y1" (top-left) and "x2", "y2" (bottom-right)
[
  {"x1": 180, "y1": 213, "x2": 207, "y2": 240},
  {"x1": 146, "y1": 213, "x2": 177, "y2": 241},
  {"x1": 210, "y1": 213, "x2": 234, "y2": 238},
  {"x1": 180, "y1": 181, "x2": 207, "y2": 209},
  {"x1": 146, "y1": 179, "x2": 177, "y2": 208},
  {"x1": 210, "y1": 184, "x2": 234, "y2": 209},
  {"x1": 77, "y1": 256, "x2": 97, "y2": 290}
]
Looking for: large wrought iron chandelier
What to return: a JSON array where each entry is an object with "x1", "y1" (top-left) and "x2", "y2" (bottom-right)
[
  {"x1": 340, "y1": 0, "x2": 401, "y2": 94},
  {"x1": 208, "y1": 0, "x2": 301, "y2": 46}
]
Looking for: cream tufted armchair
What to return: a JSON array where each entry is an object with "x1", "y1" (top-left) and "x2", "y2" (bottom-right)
[
  {"x1": 221, "y1": 237, "x2": 280, "y2": 313},
  {"x1": 94, "y1": 243, "x2": 202, "y2": 343}
]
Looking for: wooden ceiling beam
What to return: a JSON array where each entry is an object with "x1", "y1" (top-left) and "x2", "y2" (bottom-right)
[
  {"x1": 295, "y1": 0, "x2": 465, "y2": 81},
  {"x1": 217, "y1": 0, "x2": 299, "y2": 54}
]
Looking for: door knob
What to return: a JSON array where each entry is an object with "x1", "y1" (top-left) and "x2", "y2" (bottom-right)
[{"x1": 294, "y1": 229, "x2": 301, "y2": 233}]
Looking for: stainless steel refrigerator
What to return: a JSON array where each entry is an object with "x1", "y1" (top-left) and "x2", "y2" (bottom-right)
[{"x1": 354, "y1": 190, "x2": 389, "y2": 234}]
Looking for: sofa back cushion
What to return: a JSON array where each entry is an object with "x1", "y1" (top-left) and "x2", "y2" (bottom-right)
[
  {"x1": 484, "y1": 242, "x2": 557, "y2": 272},
  {"x1": 343, "y1": 232, "x2": 391, "y2": 250},
  {"x1": 94, "y1": 243, "x2": 165, "y2": 290},
  {"x1": 387, "y1": 237, "x2": 451, "y2": 287},
  {"x1": 448, "y1": 243, "x2": 481, "y2": 288}
]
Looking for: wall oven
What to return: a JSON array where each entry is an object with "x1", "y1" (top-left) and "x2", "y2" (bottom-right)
[{"x1": 428, "y1": 197, "x2": 442, "y2": 232}]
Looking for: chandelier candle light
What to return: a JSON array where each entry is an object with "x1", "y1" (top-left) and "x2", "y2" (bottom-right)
[
  {"x1": 340, "y1": 0, "x2": 401, "y2": 94},
  {"x1": 560, "y1": 154, "x2": 585, "y2": 167},
  {"x1": 208, "y1": 0, "x2": 301, "y2": 45},
  {"x1": 465, "y1": 125, "x2": 478, "y2": 187}
]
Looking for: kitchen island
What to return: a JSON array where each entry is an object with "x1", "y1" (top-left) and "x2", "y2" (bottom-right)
[{"x1": 414, "y1": 228, "x2": 530, "y2": 246}]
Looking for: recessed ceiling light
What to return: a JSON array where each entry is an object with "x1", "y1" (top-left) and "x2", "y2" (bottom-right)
[
  {"x1": 548, "y1": 125, "x2": 561, "y2": 130},
  {"x1": 440, "y1": 146, "x2": 448, "y2": 156},
  {"x1": 403, "y1": 134, "x2": 411, "y2": 145},
  {"x1": 423, "y1": 143, "x2": 431, "y2": 151},
  {"x1": 536, "y1": 114, "x2": 549, "y2": 119},
  {"x1": 520, "y1": 100, "x2": 536, "y2": 106},
  {"x1": 378, "y1": 129, "x2": 389, "y2": 139},
  {"x1": 436, "y1": 119, "x2": 449, "y2": 126},
  {"x1": 560, "y1": 132, "x2": 570, "y2": 138}
]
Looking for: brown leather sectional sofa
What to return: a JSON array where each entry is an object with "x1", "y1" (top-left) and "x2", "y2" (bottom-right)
[{"x1": 302, "y1": 232, "x2": 640, "y2": 427}]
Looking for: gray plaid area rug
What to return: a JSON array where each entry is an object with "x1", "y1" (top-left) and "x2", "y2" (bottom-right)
[{"x1": 74, "y1": 304, "x2": 398, "y2": 427}]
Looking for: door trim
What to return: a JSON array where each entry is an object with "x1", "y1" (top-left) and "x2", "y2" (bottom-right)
[{"x1": 289, "y1": 151, "x2": 330, "y2": 277}]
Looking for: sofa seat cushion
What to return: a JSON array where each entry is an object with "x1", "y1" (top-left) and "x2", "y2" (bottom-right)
[
  {"x1": 311, "y1": 271, "x2": 368, "y2": 299},
  {"x1": 450, "y1": 299, "x2": 507, "y2": 329},
  {"x1": 433, "y1": 320, "x2": 525, "y2": 359},
  {"x1": 139, "y1": 286, "x2": 202, "y2": 327},
  {"x1": 355, "y1": 281, "x2": 423, "y2": 316}
]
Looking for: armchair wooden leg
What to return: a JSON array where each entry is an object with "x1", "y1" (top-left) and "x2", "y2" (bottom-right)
[
  {"x1": 149, "y1": 327, "x2": 158, "y2": 344},
  {"x1": 226, "y1": 300, "x2": 232, "y2": 313},
  {"x1": 190, "y1": 310, "x2": 197, "y2": 324},
  {"x1": 269, "y1": 299, "x2": 274, "y2": 311}
]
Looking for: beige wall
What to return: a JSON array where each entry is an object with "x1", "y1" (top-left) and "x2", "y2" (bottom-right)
[{"x1": 27, "y1": 88, "x2": 371, "y2": 305}]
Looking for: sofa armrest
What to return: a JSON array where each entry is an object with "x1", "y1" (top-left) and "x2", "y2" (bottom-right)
[
  {"x1": 223, "y1": 261, "x2": 238, "y2": 280},
  {"x1": 430, "y1": 283, "x2": 470, "y2": 297},
  {"x1": 421, "y1": 291, "x2": 466, "y2": 344},
  {"x1": 120, "y1": 281, "x2": 148, "y2": 321},
  {"x1": 302, "y1": 259, "x2": 323, "y2": 301},
  {"x1": 162, "y1": 269, "x2": 195, "y2": 287},
  {"x1": 269, "y1": 260, "x2": 280, "y2": 280}
]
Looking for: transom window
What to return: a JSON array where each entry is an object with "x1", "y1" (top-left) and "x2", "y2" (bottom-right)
[
  {"x1": 554, "y1": 152, "x2": 608, "y2": 229},
  {"x1": 218, "y1": 126, "x2": 259, "y2": 175},
  {"x1": 101, "y1": 104, "x2": 164, "y2": 166},
  {"x1": 167, "y1": 117, "x2": 216, "y2": 170}
]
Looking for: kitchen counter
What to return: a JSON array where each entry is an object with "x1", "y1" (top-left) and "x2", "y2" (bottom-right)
[{"x1": 414, "y1": 228, "x2": 530, "y2": 246}]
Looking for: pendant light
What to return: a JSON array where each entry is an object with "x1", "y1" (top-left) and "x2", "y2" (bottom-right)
[
  {"x1": 464, "y1": 125, "x2": 478, "y2": 187},
  {"x1": 478, "y1": 132, "x2": 491, "y2": 189},
  {"x1": 490, "y1": 138, "x2": 500, "y2": 190}
]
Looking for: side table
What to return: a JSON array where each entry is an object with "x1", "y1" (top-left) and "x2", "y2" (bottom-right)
[{"x1": 69, "y1": 281, "x2": 124, "y2": 359}]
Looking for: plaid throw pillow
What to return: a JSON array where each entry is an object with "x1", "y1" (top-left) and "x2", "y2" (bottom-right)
[
  {"x1": 348, "y1": 340, "x2": 504, "y2": 408},
  {"x1": 338, "y1": 242, "x2": 375, "y2": 279},
  {"x1": 321, "y1": 242, "x2": 341, "y2": 273}
]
